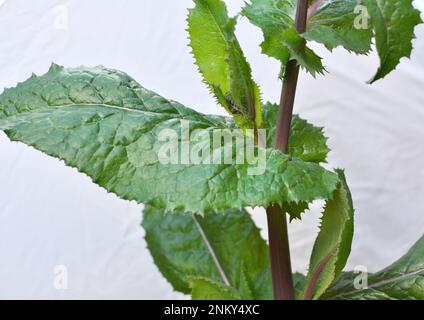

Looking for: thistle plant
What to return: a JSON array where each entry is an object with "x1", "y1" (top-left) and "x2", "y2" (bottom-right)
[{"x1": 0, "y1": 0, "x2": 422, "y2": 300}]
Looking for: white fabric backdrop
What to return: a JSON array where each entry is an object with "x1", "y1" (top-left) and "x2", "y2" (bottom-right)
[{"x1": 0, "y1": 0, "x2": 423, "y2": 299}]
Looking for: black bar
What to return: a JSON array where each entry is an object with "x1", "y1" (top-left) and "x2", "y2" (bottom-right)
[{"x1": 0, "y1": 300, "x2": 423, "y2": 318}]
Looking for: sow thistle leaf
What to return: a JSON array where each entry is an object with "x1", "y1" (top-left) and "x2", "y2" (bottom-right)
[
  {"x1": 363, "y1": 0, "x2": 422, "y2": 83},
  {"x1": 0, "y1": 65, "x2": 338, "y2": 215},
  {"x1": 308, "y1": 0, "x2": 422, "y2": 82},
  {"x1": 293, "y1": 272, "x2": 307, "y2": 299},
  {"x1": 262, "y1": 102, "x2": 329, "y2": 218},
  {"x1": 262, "y1": 102, "x2": 329, "y2": 164},
  {"x1": 188, "y1": 0, "x2": 262, "y2": 129},
  {"x1": 242, "y1": 0, "x2": 324, "y2": 77},
  {"x1": 243, "y1": 0, "x2": 421, "y2": 82},
  {"x1": 189, "y1": 277, "x2": 242, "y2": 300},
  {"x1": 143, "y1": 206, "x2": 272, "y2": 299},
  {"x1": 323, "y1": 235, "x2": 424, "y2": 300},
  {"x1": 304, "y1": 0, "x2": 373, "y2": 54},
  {"x1": 303, "y1": 169, "x2": 354, "y2": 300}
]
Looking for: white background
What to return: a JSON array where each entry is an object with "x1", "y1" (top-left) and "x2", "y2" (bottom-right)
[{"x1": 0, "y1": 0, "x2": 423, "y2": 299}]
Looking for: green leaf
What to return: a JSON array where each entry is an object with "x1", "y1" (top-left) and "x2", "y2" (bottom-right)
[
  {"x1": 0, "y1": 65, "x2": 338, "y2": 215},
  {"x1": 243, "y1": 0, "x2": 421, "y2": 82},
  {"x1": 143, "y1": 205, "x2": 272, "y2": 299},
  {"x1": 303, "y1": 169, "x2": 354, "y2": 299},
  {"x1": 262, "y1": 102, "x2": 329, "y2": 164},
  {"x1": 283, "y1": 201, "x2": 309, "y2": 221},
  {"x1": 323, "y1": 235, "x2": 424, "y2": 300},
  {"x1": 304, "y1": 0, "x2": 373, "y2": 54},
  {"x1": 293, "y1": 272, "x2": 307, "y2": 299},
  {"x1": 262, "y1": 102, "x2": 330, "y2": 219},
  {"x1": 308, "y1": 0, "x2": 422, "y2": 81},
  {"x1": 363, "y1": 0, "x2": 422, "y2": 83},
  {"x1": 188, "y1": 0, "x2": 262, "y2": 128},
  {"x1": 242, "y1": 0, "x2": 324, "y2": 77},
  {"x1": 189, "y1": 277, "x2": 242, "y2": 300}
]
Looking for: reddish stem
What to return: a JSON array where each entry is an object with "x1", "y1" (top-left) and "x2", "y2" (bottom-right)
[{"x1": 266, "y1": 0, "x2": 309, "y2": 300}]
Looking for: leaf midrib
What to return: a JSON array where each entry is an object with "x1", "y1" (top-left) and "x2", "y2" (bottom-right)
[
  {"x1": 328, "y1": 267, "x2": 424, "y2": 299},
  {"x1": 192, "y1": 215, "x2": 231, "y2": 287},
  {"x1": 202, "y1": 1, "x2": 228, "y2": 49},
  {"x1": 0, "y1": 101, "x2": 235, "y2": 131},
  {"x1": 9, "y1": 103, "x2": 172, "y2": 116}
]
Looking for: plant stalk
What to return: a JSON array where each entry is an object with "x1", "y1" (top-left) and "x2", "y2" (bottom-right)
[{"x1": 266, "y1": 0, "x2": 309, "y2": 300}]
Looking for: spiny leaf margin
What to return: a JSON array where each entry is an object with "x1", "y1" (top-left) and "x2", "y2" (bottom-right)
[
  {"x1": 187, "y1": 0, "x2": 262, "y2": 128},
  {"x1": 303, "y1": 169, "x2": 354, "y2": 299},
  {"x1": 143, "y1": 205, "x2": 272, "y2": 299},
  {"x1": 0, "y1": 64, "x2": 339, "y2": 216},
  {"x1": 323, "y1": 234, "x2": 424, "y2": 300}
]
